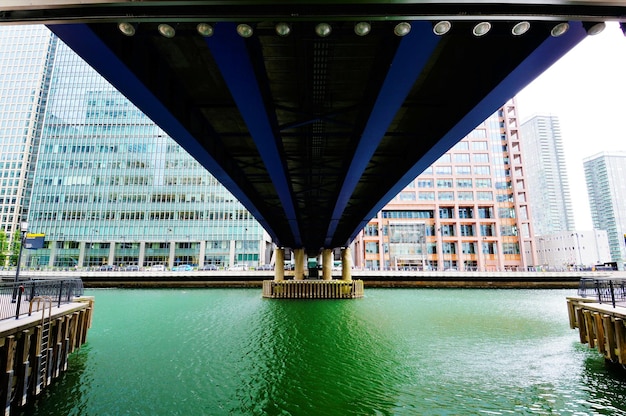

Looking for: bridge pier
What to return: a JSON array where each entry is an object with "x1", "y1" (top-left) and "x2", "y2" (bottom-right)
[
  {"x1": 341, "y1": 247, "x2": 352, "y2": 281},
  {"x1": 294, "y1": 248, "x2": 305, "y2": 280},
  {"x1": 322, "y1": 249, "x2": 332, "y2": 280},
  {"x1": 274, "y1": 248, "x2": 284, "y2": 281}
]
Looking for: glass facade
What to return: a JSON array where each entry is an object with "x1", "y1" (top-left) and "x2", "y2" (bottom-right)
[
  {"x1": 5, "y1": 27, "x2": 268, "y2": 270},
  {"x1": 0, "y1": 26, "x2": 54, "y2": 239},
  {"x1": 584, "y1": 152, "x2": 626, "y2": 266}
]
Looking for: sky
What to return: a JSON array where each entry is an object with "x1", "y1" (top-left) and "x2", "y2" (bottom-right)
[{"x1": 515, "y1": 21, "x2": 626, "y2": 230}]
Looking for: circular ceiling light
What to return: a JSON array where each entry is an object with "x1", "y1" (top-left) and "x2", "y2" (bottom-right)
[
  {"x1": 433, "y1": 21, "x2": 451, "y2": 36},
  {"x1": 197, "y1": 23, "x2": 214, "y2": 37},
  {"x1": 237, "y1": 24, "x2": 253, "y2": 38},
  {"x1": 472, "y1": 22, "x2": 491, "y2": 37},
  {"x1": 550, "y1": 22, "x2": 569, "y2": 37},
  {"x1": 512, "y1": 21, "x2": 530, "y2": 36},
  {"x1": 275, "y1": 22, "x2": 291, "y2": 36},
  {"x1": 586, "y1": 22, "x2": 606, "y2": 36},
  {"x1": 315, "y1": 23, "x2": 332, "y2": 37},
  {"x1": 354, "y1": 22, "x2": 371, "y2": 36},
  {"x1": 394, "y1": 22, "x2": 412, "y2": 36},
  {"x1": 118, "y1": 22, "x2": 136, "y2": 37},
  {"x1": 158, "y1": 24, "x2": 175, "y2": 38}
]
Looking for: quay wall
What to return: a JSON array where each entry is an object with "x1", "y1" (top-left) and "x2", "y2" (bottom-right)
[
  {"x1": 0, "y1": 296, "x2": 94, "y2": 415},
  {"x1": 0, "y1": 270, "x2": 602, "y2": 289}
]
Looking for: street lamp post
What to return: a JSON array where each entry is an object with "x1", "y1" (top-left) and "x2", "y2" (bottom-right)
[
  {"x1": 12, "y1": 221, "x2": 28, "y2": 302},
  {"x1": 14, "y1": 221, "x2": 28, "y2": 283}
]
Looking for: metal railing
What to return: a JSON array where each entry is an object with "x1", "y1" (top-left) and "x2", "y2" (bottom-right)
[
  {"x1": 0, "y1": 279, "x2": 84, "y2": 321},
  {"x1": 578, "y1": 277, "x2": 626, "y2": 308}
]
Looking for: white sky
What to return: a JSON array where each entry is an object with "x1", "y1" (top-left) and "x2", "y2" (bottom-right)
[{"x1": 515, "y1": 21, "x2": 626, "y2": 230}]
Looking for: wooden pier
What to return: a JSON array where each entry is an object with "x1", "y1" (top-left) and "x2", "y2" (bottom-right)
[
  {"x1": 262, "y1": 280, "x2": 364, "y2": 299},
  {"x1": 0, "y1": 295, "x2": 94, "y2": 415},
  {"x1": 567, "y1": 296, "x2": 626, "y2": 367}
]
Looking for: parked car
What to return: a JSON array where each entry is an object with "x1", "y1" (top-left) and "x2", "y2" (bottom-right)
[
  {"x1": 172, "y1": 264, "x2": 193, "y2": 271},
  {"x1": 125, "y1": 265, "x2": 140, "y2": 271},
  {"x1": 227, "y1": 264, "x2": 248, "y2": 271},
  {"x1": 200, "y1": 264, "x2": 218, "y2": 271},
  {"x1": 98, "y1": 265, "x2": 118, "y2": 271},
  {"x1": 257, "y1": 264, "x2": 274, "y2": 271},
  {"x1": 147, "y1": 264, "x2": 166, "y2": 271}
]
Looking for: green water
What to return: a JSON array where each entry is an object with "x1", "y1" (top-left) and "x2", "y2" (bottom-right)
[{"x1": 20, "y1": 289, "x2": 626, "y2": 415}]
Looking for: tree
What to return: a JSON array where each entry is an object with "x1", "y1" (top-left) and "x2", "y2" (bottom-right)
[
  {"x1": 9, "y1": 231, "x2": 21, "y2": 267},
  {"x1": 0, "y1": 230, "x2": 7, "y2": 267}
]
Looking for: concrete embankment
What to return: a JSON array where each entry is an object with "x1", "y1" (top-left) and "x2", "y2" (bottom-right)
[{"x1": 0, "y1": 270, "x2": 601, "y2": 289}]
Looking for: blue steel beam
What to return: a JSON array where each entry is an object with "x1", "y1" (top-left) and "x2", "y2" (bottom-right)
[
  {"x1": 204, "y1": 23, "x2": 302, "y2": 247},
  {"x1": 346, "y1": 20, "x2": 588, "y2": 245},
  {"x1": 325, "y1": 21, "x2": 440, "y2": 247},
  {"x1": 47, "y1": 23, "x2": 280, "y2": 243}
]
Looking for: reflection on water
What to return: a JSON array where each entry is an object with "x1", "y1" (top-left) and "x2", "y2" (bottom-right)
[{"x1": 18, "y1": 288, "x2": 626, "y2": 415}]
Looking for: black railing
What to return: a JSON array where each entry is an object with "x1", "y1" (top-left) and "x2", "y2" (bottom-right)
[
  {"x1": 0, "y1": 279, "x2": 84, "y2": 321},
  {"x1": 578, "y1": 277, "x2": 626, "y2": 308}
]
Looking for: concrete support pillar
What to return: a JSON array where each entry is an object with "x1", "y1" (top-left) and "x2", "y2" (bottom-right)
[
  {"x1": 138, "y1": 241, "x2": 146, "y2": 268},
  {"x1": 341, "y1": 247, "x2": 352, "y2": 281},
  {"x1": 78, "y1": 241, "x2": 86, "y2": 268},
  {"x1": 168, "y1": 241, "x2": 176, "y2": 269},
  {"x1": 49, "y1": 241, "x2": 57, "y2": 267},
  {"x1": 274, "y1": 248, "x2": 285, "y2": 281},
  {"x1": 322, "y1": 249, "x2": 333, "y2": 281},
  {"x1": 108, "y1": 243, "x2": 115, "y2": 266},
  {"x1": 198, "y1": 240, "x2": 206, "y2": 267},
  {"x1": 294, "y1": 248, "x2": 305, "y2": 280}
]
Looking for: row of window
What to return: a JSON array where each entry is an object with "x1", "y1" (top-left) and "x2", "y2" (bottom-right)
[{"x1": 31, "y1": 209, "x2": 255, "y2": 221}]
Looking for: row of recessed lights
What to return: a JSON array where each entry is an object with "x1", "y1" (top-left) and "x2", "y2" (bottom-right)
[{"x1": 118, "y1": 20, "x2": 606, "y2": 39}]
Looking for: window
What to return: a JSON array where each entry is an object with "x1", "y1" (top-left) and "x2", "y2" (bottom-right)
[
  {"x1": 475, "y1": 179, "x2": 492, "y2": 188},
  {"x1": 478, "y1": 207, "x2": 493, "y2": 219},
  {"x1": 365, "y1": 242, "x2": 379, "y2": 254},
  {"x1": 456, "y1": 166, "x2": 471, "y2": 175},
  {"x1": 458, "y1": 207, "x2": 474, "y2": 218},
  {"x1": 474, "y1": 166, "x2": 491, "y2": 175},
  {"x1": 458, "y1": 191, "x2": 473, "y2": 201},
  {"x1": 417, "y1": 179, "x2": 433, "y2": 188},
  {"x1": 460, "y1": 224, "x2": 475, "y2": 236},
  {"x1": 418, "y1": 191, "x2": 435, "y2": 201},
  {"x1": 436, "y1": 179, "x2": 453, "y2": 188},
  {"x1": 438, "y1": 191, "x2": 454, "y2": 201},
  {"x1": 473, "y1": 153, "x2": 489, "y2": 163},
  {"x1": 477, "y1": 191, "x2": 493, "y2": 201},
  {"x1": 435, "y1": 166, "x2": 452, "y2": 175},
  {"x1": 456, "y1": 179, "x2": 472, "y2": 188},
  {"x1": 454, "y1": 154, "x2": 470, "y2": 163},
  {"x1": 472, "y1": 141, "x2": 488, "y2": 150},
  {"x1": 439, "y1": 207, "x2": 454, "y2": 219},
  {"x1": 399, "y1": 191, "x2": 416, "y2": 201}
]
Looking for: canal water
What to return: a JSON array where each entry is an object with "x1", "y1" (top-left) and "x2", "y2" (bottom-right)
[{"x1": 20, "y1": 288, "x2": 626, "y2": 415}]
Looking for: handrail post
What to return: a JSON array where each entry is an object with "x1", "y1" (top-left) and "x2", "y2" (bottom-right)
[
  {"x1": 610, "y1": 280, "x2": 616, "y2": 308},
  {"x1": 14, "y1": 285, "x2": 24, "y2": 319},
  {"x1": 58, "y1": 281, "x2": 63, "y2": 308}
]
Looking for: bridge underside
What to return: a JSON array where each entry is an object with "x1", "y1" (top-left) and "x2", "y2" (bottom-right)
[{"x1": 3, "y1": 2, "x2": 623, "y2": 256}]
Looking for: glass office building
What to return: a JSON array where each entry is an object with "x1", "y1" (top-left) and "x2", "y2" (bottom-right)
[
  {"x1": 520, "y1": 114, "x2": 575, "y2": 236},
  {"x1": 0, "y1": 26, "x2": 55, "y2": 239},
  {"x1": 584, "y1": 151, "x2": 626, "y2": 266},
  {"x1": 5, "y1": 27, "x2": 268, "y2": 269}
]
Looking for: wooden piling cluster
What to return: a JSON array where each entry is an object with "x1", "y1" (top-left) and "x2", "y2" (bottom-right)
[
  {"x1": 262, "y1": 280, "x2": 364, "y2": 299},
  {"x1": 567, "y1": 296, "x2": 626, "y2": 366},
  {"x1": 0, "y1": 296, "x2": 94, "y2": 415}
]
